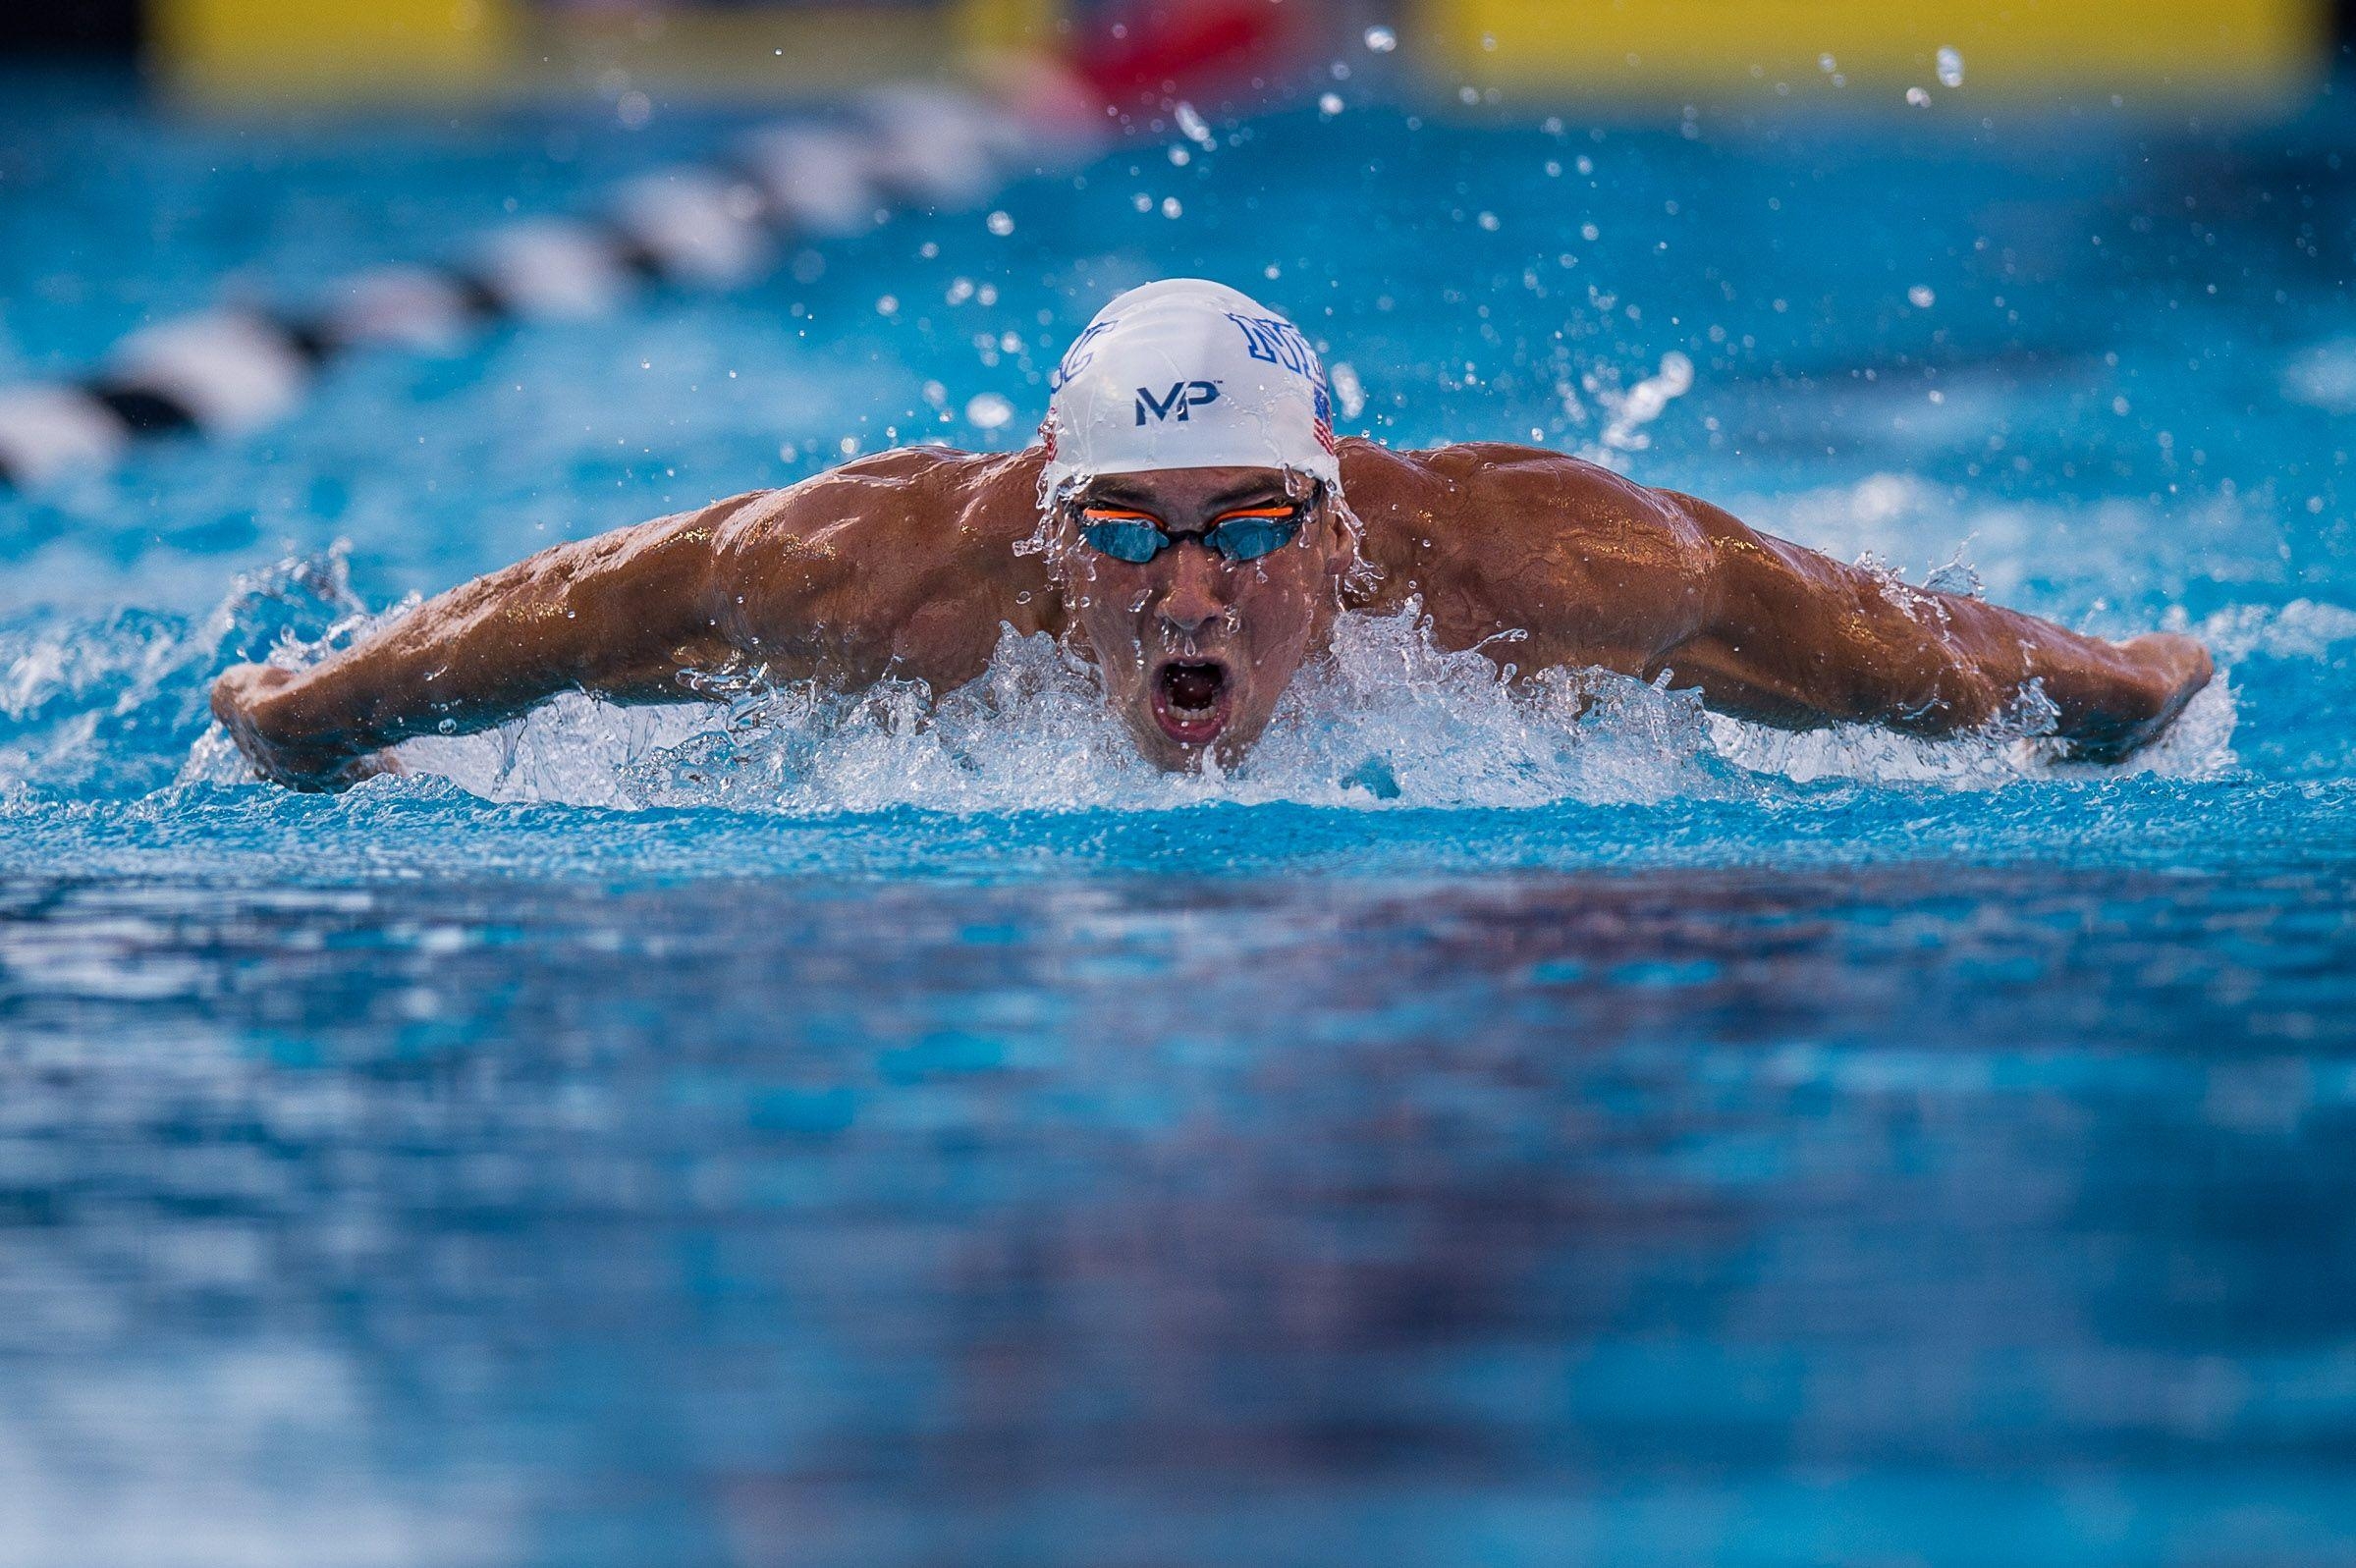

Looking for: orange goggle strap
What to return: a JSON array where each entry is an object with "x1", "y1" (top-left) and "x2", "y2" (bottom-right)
[{"x1": 1078, "y1": 505, "x2": 1301, "y2": 525}]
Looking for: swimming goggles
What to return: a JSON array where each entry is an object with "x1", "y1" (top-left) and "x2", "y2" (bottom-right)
[{"x1": 1076, "y1": 503, "x2": 1305, "y2": 565}]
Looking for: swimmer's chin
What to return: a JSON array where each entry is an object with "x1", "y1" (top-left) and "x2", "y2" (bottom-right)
[
  {"x1": 1134, "y1": 729, "x2": 1255, "y2": 774},
  {"x1": 1122, "y1": 706, "x2": 1224, "y2": 772}
]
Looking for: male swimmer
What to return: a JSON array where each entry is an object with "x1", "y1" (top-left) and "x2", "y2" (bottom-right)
[{"x1": 212, "y1": 279, "x2": 2212, "y2": 788}]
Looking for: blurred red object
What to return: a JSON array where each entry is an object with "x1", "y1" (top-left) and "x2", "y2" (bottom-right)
[{"x1": 1074, "y1": 0, "x2": 1305, "y2": 108}]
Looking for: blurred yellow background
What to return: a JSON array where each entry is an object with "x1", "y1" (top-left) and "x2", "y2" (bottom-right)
[
  {"x1": 1425, "y1": 0, "x2": 2328, "y2": 98},
  {"x1": 150, "y1": 0, "x2": 2333, "y2": 104}
]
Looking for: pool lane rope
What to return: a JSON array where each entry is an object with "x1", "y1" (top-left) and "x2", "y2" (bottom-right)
[{"x1": 0, "y1": 79, "x2": 1102, "y2": 491}]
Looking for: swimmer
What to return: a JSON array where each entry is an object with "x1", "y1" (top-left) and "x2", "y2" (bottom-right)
[{"x1": 212, "y1": 279, "x2": 2212, "y2": 788}]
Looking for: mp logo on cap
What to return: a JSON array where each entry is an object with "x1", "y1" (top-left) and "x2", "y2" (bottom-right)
[{"x1": 1134, "y1": 380, "x2": 1221, "y2": 425}]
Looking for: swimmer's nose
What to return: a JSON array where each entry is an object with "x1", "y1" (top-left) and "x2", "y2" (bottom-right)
[{"x1": 1157, "y1": 546, "x2": 1230, "y2": 636}]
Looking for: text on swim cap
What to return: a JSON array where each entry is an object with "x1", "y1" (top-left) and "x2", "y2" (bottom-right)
[
  {"x1": 1225, "y1": 313, "x2": 1321, "y2": 380},
  {"x1": 1051, "y1": 318, "x2": 1118, "y2": 392},
  {"x1": 1135, "y1": 381, "x2": 1222, "y2": 424}
]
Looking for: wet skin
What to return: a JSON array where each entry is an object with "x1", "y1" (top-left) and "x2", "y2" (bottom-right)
[
  {"x1": 211, "y1": 440, "x2": 2214, "y2": 789},
  {"x1": 1059, "y1": 466, "x2": 1353, "y2": 769}
]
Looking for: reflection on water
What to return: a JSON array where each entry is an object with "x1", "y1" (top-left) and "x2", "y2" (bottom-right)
[{"x1": 3, "y1": 865, "x2": 2353, "y2": 1565}]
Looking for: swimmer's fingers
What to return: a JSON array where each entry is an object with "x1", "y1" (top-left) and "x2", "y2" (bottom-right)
[
  {"x1": 2122, "y1": 631, "x2": 2217, "y2": 698},
  {"x1": 211, "y1": 662, "x2": 367, "y2": 791},
  {"x1": 210, "y1": 660, "x2": 292, "y2": 717},
  {"x1": 2062, "y1": 633, "x2": 2215, "y2": 763},
  {"x1": 2118, "y1": 632, "x2": 2214, "y2": 755}
]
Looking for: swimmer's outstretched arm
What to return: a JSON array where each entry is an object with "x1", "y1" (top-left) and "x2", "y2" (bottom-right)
[
  {"x1": 211, "y1": 502, "x2": 743, "y2": 789},
  {"x1": 214, "y1": 450, "x2": 1027, "y2": 789},
  {"x1": 1657, "y1": 492, "x2": 2214, "y2": 760}
]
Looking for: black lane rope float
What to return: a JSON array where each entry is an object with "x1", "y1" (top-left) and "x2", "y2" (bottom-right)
[{"x1": 0, "y1": 76, "x2": 1103, "y2": 492}]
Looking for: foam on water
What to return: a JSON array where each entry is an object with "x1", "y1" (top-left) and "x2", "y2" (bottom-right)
[{"x1": 120, "y1": 550, "x2": 2246, "y2": 816}]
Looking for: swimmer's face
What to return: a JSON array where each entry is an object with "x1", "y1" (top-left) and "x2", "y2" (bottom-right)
[{"x1": 1059, "y1": 465, "x2": 1350, "y2": 771}]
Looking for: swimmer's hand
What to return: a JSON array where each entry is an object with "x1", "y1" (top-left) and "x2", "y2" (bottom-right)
[
  {"x1": 210, "y1": 663, "x2": 404, "y2": 791},
  {"x1": 2062, "y1": 633, "x2": 2216, "y2": 764}
]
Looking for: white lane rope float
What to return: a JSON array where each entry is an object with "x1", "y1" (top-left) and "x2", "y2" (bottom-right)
[{"x1": 0, "y1": 80, "x2": 1100, "y2": 491}]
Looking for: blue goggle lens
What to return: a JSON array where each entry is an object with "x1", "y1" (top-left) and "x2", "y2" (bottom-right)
[
  {"x1": 1078, "y1": 516, "x2": 1301, "y2": 565},
  {"x1": 1078, "y1": 519, "x2": 1170, "y2": 564},
  {"x1": 1207, "y1": 517, "x2": 1298, "y2": 563}
]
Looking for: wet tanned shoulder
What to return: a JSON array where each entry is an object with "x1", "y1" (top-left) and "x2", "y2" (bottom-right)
[
  {"x1": 1342, "y1": 441, "x2": 1713, "y2": 673},
  {"x1": 706, "y1": 448, "x2": 1053, "y2": 691}
]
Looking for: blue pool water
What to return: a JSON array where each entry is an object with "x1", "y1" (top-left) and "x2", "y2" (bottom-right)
[{"x1": 4, "y1": 67, "x2": 2356, "y2": 1564}]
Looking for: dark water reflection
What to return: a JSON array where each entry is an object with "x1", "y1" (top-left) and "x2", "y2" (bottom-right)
[{"x1": 3, "y1": 864, "x2": 2355, "y2": 1565}]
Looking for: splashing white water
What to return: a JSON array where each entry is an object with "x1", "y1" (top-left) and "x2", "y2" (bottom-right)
[
  {"x1": 376, "y1": 608, "x2": 1729, "y2": 813},
  {"x1": 0, "y1": 527, "x2": 2254, "y2": 811},
  {"x1": 1173, "y1": 101, "x2": 1217, "y2": 151},
  {"x1": 1583, "y1": 352, "x2": 1695, "y2": 457},
  {"x1": 210, "y1": 593, "x2": 2236, "y2": 815},
  {"x1": 2183, "y1": 598, "x2": 2356, "y2": 662},
  {"x1": 1329, "y1": 361, "x2": 1367, "y2": 421}
]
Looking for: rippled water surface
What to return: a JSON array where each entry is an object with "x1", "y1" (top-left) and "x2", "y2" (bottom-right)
[{"x1": 3, "y1": 69, "x2": 2355, "y2": 1565}]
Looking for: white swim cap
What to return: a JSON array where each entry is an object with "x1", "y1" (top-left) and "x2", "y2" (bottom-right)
[{"x1": 1040, "y1": 278, "x2": 1341, "y2": 499}]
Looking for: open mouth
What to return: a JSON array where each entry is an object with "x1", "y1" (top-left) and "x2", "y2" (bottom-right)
[{"x1": 1150, "y1": 659, "x2": 1232, "y2": 746}]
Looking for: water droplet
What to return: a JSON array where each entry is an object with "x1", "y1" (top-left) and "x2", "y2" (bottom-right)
[
  {"x1": 1330, "y1": 361, "x2": 1366, "y2": 420},
  {"x1": 965, "y1": 394, "x2": 1014, "y2": 430},
  {"x1": 1161, "y1": 196, "x2": 1182, "y2": 219},
  {"x1": 1937, "y1": 46, "x2": 1965, "y2": 88},
  {"x1": 985, "y1": 210, "x2": 1014, "y2": 237},
  {"x1": 1174, "y1": 100, "x2": 1216, "y2": 148},
  {"x1": 1905, "y1": 85, "x2": 1932, "y2": 107},
  {"x1": 1907, "y1": 285, "x2": 1936, "y2": 308},
  {"x1": 1319, "y1": 91, "x2": 1344, "y2": 116},
  {"x1": 1363, "y1": 25, "x2": 1397, "y2": 52}
]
